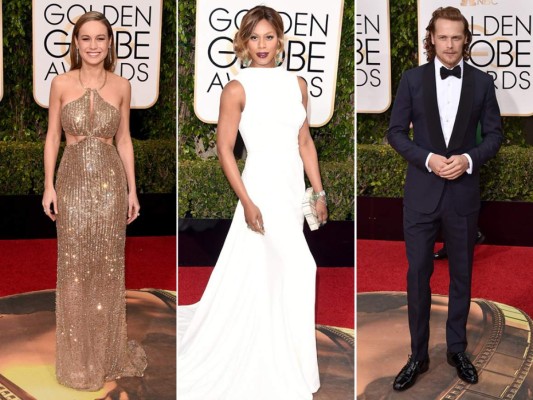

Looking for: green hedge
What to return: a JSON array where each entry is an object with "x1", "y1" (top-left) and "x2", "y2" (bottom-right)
[
  {"x1": 178, "y1": 1, "x2": 354, "y2": 161},
  {"x1": 357, "y1": 144, "x2": 533, "y2": 201},
  {"x1": 178, "y1": 160, "x2": 354, "y2": 221},
  {"x1": 357, "y1": 0, "x2": 525, "y2": 146},
  {"x1": 0, "y1": 139, "x2": 175, "y2": 195},
  {"x1": 1, "y1": 0, "x2": 176, "y2": 141}
]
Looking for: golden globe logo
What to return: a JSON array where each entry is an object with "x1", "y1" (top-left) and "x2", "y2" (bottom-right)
[
  {"x1": 32, "y1": 1, "x2": 163, "y2": 109},
  {"x1": 194, "y1": 0, "x2": 344, "y2": 126},
  {"x1": 356, "y1": 0, "x2": 392, "y2": 114},
  {"x1": 420, "y1": 1, "x2": 533, "y2": 116}
]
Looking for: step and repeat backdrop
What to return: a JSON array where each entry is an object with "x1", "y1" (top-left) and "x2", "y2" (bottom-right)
[
  {"x1": 193, "y1": 0, "x2": 345, "y2": 127},
  {"x1": 32, "y1": 0, "x2": 163, "y2": 109},
  {"x1": 356, "y1": 0, "x2": 390, "y2": 113},
  {"x1": 358, "y1": 0, "x2": 533, "y2": 116}
]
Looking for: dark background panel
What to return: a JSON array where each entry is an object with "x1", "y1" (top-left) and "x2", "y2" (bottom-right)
[
  {"x1": 0, "y1": 194, "x2": 176, "y2": 239},
  {"x1": 358, "y1": 197, "x2": 533, "y2": 246},
  {"x1": 178, "y1": 219, "x2": 354, "y2": 267}
]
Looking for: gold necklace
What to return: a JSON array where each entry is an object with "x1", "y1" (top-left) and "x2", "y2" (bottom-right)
[{"x1": 78, "y1": 69, "x2": 107, "y2": 90}]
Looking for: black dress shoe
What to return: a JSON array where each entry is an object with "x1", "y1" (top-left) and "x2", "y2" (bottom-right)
[
  {"x1": 393, "y1": 356, "x2": 429, "y2": 391},
  {"x1": 476, "y1": 231, "x2": 486, "y2": 245},
  {"x1": 447, "y1": 351, "x2": 478, "y2": 384},
  {"x1": 434, "y1": 246, "x2": 448, "y2": 259}
]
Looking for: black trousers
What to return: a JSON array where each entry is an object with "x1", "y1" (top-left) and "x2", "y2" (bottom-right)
[{"x1": 403, "y1": 184, "x2": 478, "y2": 361}]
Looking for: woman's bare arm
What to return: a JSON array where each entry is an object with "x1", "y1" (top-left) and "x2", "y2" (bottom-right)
[
  {"x1": 297, "y1": 77, "x2": 328, "y2": 223},
  {"x1": 42, "y1": 76, "x2": 64, "y2": 221},
  {"x1": 217, "y1": 80, "x2": 264, "y2": 234}
]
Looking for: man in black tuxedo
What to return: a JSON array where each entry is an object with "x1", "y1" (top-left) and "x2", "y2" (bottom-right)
[{"x1": 387, "y1": 6, "x2": 503, "y2": 391}]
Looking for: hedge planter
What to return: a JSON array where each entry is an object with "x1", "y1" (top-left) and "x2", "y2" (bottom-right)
[
  {"x1": 357, "y1": 144, "x2": 533, "y2": 202},
  {"x1": 0, "y1": 139, "x2": 176, "y2": 195},
  {"x1": 178, "y1": 159, "x2": 354, "y2": 221}
]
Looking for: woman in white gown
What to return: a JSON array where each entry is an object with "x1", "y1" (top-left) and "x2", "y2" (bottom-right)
[{"x1": 178, "y1": 6, "x2": 328, "y2": 399}]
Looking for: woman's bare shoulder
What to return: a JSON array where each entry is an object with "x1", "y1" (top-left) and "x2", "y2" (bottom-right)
[
  {"x1": 51, "y1": 71, "x2": 78, "y2": 89},
  {"x1": 105, "y1": 73, "x2": 131, "y2": 106},
  {"x1": 220, "y1": 80, "x2": 245, "y2": 109},
  {"x1": 107, "y1": 72, "x2": 130, "y2": 90},
  {"x1": 222, "y1": 79, "x2": 244, "y2": 96}
]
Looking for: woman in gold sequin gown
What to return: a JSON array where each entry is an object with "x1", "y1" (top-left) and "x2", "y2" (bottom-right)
[{"x1": 42, "y1": 12, "x2": 147, "y2": 391}]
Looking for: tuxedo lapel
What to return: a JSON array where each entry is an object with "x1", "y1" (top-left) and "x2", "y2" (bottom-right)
[
  {"x1": 423, "y1": 62, "x2": 447, "y2": 151},
  {"x1": 448, "y1": 63, "x2": 475, "y2": 152}
]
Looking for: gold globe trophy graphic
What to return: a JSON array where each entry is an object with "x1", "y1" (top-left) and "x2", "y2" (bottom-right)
[{"x1": 0, "y1": 290, "x2": 176, "y2": 400}]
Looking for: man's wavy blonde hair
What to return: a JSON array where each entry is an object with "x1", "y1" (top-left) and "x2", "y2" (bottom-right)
[{"x1": 424, "y1": 6, "x2": 472, "y2": 62}]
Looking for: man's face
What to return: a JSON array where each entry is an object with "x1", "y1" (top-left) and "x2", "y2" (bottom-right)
[{"x1": 431, "y1": 18, "x2": 467, "y2": 69}]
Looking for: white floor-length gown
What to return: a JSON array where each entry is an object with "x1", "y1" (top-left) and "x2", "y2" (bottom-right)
[{"x1": 178, "y1": 66, "x2": 320, "y2": 400}]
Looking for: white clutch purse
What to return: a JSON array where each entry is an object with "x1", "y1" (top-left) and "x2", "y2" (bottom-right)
[{"x1": 302, "y1": 188, "x2": 321, "y2": 231}]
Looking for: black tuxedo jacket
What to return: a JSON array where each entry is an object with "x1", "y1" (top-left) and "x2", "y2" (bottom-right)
[{"x1": 387, "y1": 61, "x2": 503, "y2": 216}]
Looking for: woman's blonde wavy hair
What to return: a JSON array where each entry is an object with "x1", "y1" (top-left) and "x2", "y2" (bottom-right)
[{"x1": 234, "y1": 6, "x2": 284, "y2": 64}]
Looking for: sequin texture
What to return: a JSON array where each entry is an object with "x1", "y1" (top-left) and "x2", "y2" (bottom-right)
[{"x1": 55, "y1": 88, "x2": 147, "y2": 390}]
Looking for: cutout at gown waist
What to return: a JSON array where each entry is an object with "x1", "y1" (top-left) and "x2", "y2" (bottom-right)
[{"x1": 64, "y1": 134, "x2": 115, "y2": 147}]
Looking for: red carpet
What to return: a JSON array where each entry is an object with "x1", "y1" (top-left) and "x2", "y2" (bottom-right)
[
  {"x1": 178, "y1": 267, "x2": 354, "y2": 328},
  {"x1": 0, "y1": 237, "x2": 176, "y2": 297},
  {"x1": 357, "y1": 239, "x2": 533, "y2": 317}
]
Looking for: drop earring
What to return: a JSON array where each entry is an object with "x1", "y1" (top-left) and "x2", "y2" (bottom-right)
[
  {"x1": 275, "y1": 42, "x2": 284, "y2": 66},
  {"x1": 76, "y1": 48, "x2": 79, "y2": 64},
  {"x1": 275, "y1": 51, "x2": 284, "y2": 66},
  {"x1": 108, "y1": 46, "x2": 111, "y2": 64}
]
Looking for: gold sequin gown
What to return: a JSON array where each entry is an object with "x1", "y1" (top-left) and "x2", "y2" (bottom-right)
[{"x1": 55, "y1": 85, "x2": 147, "y2": 390}]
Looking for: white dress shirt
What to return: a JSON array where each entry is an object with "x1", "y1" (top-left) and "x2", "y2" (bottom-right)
[{"x1": 426, "y1": 57, "x2": 473, "y2": 174}]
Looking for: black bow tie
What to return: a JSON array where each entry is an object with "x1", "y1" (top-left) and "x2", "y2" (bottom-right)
[{"x1": 440, "y1": 65, "x2": 461, "y2": 80}]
